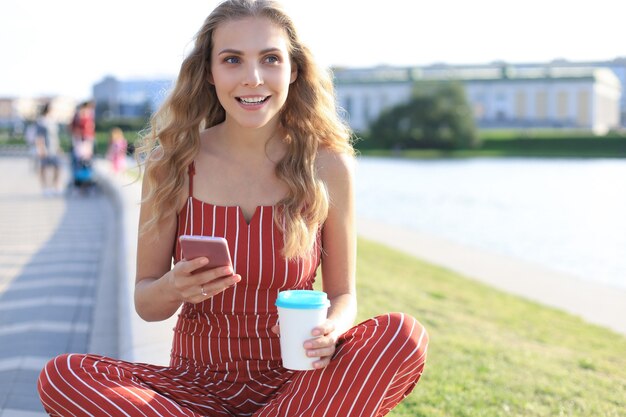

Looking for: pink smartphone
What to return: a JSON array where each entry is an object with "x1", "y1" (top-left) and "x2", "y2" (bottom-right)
[{"x1": 179, "y1": 235, "x2": 233, "y2": 273}]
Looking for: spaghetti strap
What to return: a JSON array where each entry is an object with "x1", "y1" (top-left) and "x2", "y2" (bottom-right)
[{"x1": 188, "y1": 161, "x2": 195, "y2": 197}]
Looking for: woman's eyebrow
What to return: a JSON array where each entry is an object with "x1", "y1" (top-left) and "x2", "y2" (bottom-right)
[{"x1": 217, "y1": 47, "x2": 282, "y2": 55}]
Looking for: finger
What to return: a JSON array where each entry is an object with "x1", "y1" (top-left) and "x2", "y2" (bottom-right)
[
  {"x1": 304, "y1": 333, "x2": 337, "y2": 351},
  {"x1": 271, "y1": 324, "x2": 280, "y2": 335},
  {"x1": 195, "y1": 266, "x2": 235, "y2": 284},
  {"x1": 179, "y1": 267, "x2": 234, "y2": 294},
  {"x1": 306, "y1": 345, "x2": 336, "y2": 360},
  {"x1": 312, "y1": 356, "x2": 332, "y2": 370},
  {"x1": 198, "y1": 274, "x2": 241, "y2": 297},
  {"x1": 183, "y1": 274, "x2": 240, "y2": 304},
  {"x1": 311, "y1": 319, "x2": 335, "y2": 337},
  {"x1": 179, "y1": 257, "x2": 209, "y2": 274}
]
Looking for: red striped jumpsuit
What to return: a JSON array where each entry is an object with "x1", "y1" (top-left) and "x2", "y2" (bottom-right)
[{"x1": 38, "y1": 165, "x2": 429, "y2": 416}]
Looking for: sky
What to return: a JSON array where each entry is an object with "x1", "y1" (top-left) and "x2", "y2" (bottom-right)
[{"x1": 1, "y1": 0, "x2": 624, "y2": 100}]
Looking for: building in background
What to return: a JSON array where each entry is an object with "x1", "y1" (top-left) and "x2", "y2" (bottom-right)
[
  {"x1": 334, "y1": 60, "x2": 623, "y2": 135},
  {"x1": 461, "y1": 66, "x2": 620, "y2": 135},
  {"x1": 92, "y1": 76, "x2": 172, "y2": 120}
]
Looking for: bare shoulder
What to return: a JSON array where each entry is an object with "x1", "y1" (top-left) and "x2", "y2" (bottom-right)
[
  {"x1": 316, "y1": 147, "x2": 355, "y2": 183},
  {"x1": 141, "y1": 147, "x2": 169, "y2": 189}
]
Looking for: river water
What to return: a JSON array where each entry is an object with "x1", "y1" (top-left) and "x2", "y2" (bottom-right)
[{"x1": 355, "y1": 156, "x2": 626, "y2": 290}]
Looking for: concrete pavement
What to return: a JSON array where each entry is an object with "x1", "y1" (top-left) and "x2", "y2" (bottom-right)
[
  {"x1": 0, "y1": 155, "x2": 118, "y2": 416},
  {"x1": 0, "y1": 152, "x2": 178, "y2": 416},
  {"x1": 357, "y1": 217, "x2": 626, "y2": 336}
]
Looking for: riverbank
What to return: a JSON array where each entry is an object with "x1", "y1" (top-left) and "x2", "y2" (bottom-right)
[
  {"x1": 355, "y1": 237, "x2": 626, "y2": 417},
  {"x1": 357, "y1": 217, "x2": 626, "y2": 336}
]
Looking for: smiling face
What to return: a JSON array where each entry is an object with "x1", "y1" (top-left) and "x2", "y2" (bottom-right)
[{"x1": 210, "y1": 16, "x2": 298, "y2": 131}]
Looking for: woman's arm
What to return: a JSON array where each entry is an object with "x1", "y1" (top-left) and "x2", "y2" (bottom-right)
[
  {"x1": 134, "y1": 163, "x2": 241, "y2": 322},
  {"x1": 305, "y1": 149, "x2": 358, "y2": 368},
  {"x1": 134, "y1": 166, "x2": 187, "y2": 321}
]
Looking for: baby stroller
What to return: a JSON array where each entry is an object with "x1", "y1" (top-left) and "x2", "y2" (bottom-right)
[{"x1": 68, "y1": 139, "x2": 97, "y2": 195}]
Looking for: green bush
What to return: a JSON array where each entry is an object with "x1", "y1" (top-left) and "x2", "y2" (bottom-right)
[{"x1": 366, "y1": 80, "x2": 479, "y2": 150}]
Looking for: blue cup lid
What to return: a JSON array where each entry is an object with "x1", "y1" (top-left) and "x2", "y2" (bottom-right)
[{"x1": 275, "y1": 290, "x2": 330, "y2": 309}]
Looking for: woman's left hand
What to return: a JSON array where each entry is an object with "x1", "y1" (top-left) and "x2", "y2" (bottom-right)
[
  {"x1": 271, "y1": 319, "x2": 339, "y2": 369},
  {"x1": 305, "y1": 319, "x2": 339, "y2": 369}
]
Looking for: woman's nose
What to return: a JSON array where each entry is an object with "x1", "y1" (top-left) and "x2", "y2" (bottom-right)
[{"x1": 242, "y1": 63, "x2": 263, "y2": 87}]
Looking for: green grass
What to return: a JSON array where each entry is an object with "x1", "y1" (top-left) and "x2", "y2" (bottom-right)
[
  {"x1": 356, "y1": 129, "x2": 626, "y2": 158},
  {"x1": 351, "y1": 238, "x2": 626, "y2": 417},
  {"x1": 477, "y1": 128, "x2": 625, "y2": 140},
  {"x1": 358, "y1": 139, "x2": 626, "y2": 158}
]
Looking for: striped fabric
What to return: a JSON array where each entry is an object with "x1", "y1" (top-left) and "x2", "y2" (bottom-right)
[{"x1": 37, "y1": 166, "x2": 429, "y2": 416}]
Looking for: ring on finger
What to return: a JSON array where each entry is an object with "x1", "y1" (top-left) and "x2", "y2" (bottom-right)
[{"x1": 201, "y1": 285, "x2": 207, "y2": 297}]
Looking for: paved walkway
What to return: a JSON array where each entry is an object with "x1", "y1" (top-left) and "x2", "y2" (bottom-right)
[
  {"x1": 357, "y1": 217, "x2": 626, "y2": 336},
  {"x1": 0, "y1": 156, "x2": 118, "y2": 417}
]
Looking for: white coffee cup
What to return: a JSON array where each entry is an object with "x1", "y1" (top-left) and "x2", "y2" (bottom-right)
[{"x1": 275, "y1": 290, "x2": 330, "y2": 371}]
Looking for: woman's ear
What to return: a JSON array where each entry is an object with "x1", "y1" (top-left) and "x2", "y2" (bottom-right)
[
  {"x1": 290, "y1": 66, "x2": 298, "y2": 84},
  {"x1": 208, "y1": 72, "x2": 215, "y2": 85}
]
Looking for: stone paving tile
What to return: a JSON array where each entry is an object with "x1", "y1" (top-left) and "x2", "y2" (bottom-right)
[
  {"x1": 0, "y1": 408, "x2": 47, "y2": 417},
  {"x1": 4, "y1": 332, "x2": 53, "y2": 351},
  {"x1": 6, "y1": 376, "x2": 39, "y2": 397},
  {"x1": 5, "y1": 277, "x2": 96, "y2": 291},
  {"x1": 0, "y1": 306, "x2": 84, "y2": 325},
  {"x1": 0, "y1": 370, "x2": 18, "y2": 392},
  {"x1": 0, "y1": 337, "x2": 71, "y2": 357},
  {"x1": 4, "y1": 285, "x2": 89, "y2": 300},
  {"x1": 3, "y1": 392, "x2": 44, "y2": 413}
]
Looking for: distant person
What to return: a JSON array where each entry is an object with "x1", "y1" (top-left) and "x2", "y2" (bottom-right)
[
  {"x1": 35, "y1": 103, "x2": 63, "y2": 196},
  {"x1": 79, "y1": 100, "x2": 96, "y2": 144},
  {"x1": 69, "y1": 101, "x2": 95, "y2": 163},
  {"x1": 23, "y1": 119, "x2": 39, "y2": 171},
  {"x1": 69, "y1": 104, "x2": 81, "y2": 142},
  {"x1": 37, "y1": 1, "x2": 428, "y2": 415},
  {"x1": 106, "y1": 127, "x2": 128, "y2": 174},
  {"x1": 68, "y1": 101, "x2": 96, "y2": 189}
]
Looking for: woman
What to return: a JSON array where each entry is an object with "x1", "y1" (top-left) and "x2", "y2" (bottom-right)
[{"x1": 38, "y1": 1, "x2": 428, "y2": 415}]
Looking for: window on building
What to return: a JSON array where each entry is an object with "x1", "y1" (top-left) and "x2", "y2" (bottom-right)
[
  {"x1": 515, "y1": 91, "x2": 527, "y2": 120},
  {"x1": 557, "y1": 91, "x2": 568, "y2": 121},
  {"x1": 536, "y1": 91, "x2": 548, "y2": 120},
  {"x1": 363, "y1": 95, "x2": 371, "y2": 123},
  {"x1": 577, "y1": 90, "x2": 589, "y2": 127}
]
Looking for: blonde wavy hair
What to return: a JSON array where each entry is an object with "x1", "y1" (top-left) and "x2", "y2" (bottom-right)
[{"x1": 137, "y1": 0, "x2": 353, "y2": 258}]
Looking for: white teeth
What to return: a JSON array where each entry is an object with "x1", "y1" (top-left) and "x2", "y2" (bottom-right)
[{"x1": 239, "y1": 96, "x2": 267, "y2": 104}]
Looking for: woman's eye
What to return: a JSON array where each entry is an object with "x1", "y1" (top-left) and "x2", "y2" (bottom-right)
[
  {"x1": 265, "y1": 55, "x2": 279, "y2": 64},
  {"x1": 224, "y1": 56, "x2": 240, "y2": 64}
]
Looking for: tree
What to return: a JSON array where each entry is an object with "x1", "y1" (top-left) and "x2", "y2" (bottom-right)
[{"x1": 367, "y1": 80, "x2": 479, "y2": 150}]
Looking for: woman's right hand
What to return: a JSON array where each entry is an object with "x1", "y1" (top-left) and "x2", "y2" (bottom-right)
[{"x1": 168, "y1": 257, "x2": 241, "y2": 304}]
